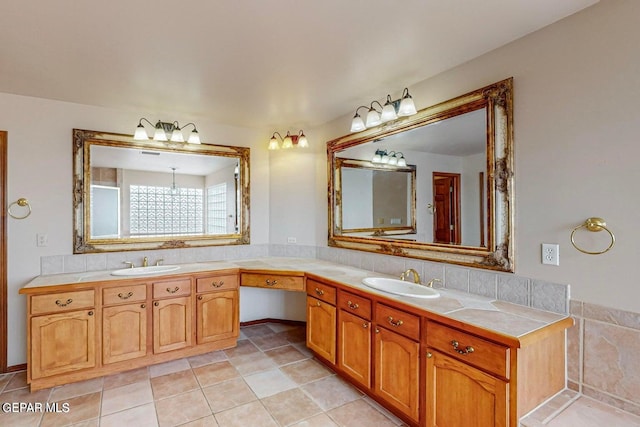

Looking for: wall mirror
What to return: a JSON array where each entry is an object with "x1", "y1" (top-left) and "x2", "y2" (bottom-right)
[
  {"x1": 328, "y1": 78, "x2": 514, "y2": 271},
  {"x1": 73, "y1": 129, "x2": 250, "y2": 253}
]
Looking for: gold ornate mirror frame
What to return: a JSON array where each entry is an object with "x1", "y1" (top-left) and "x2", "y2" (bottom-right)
[
  {"x1": 327, "y1": 78, "x2": 514, "y2": 272},
  {"x1": 73, "y1": 129, "x2": 250, "y2": 253}
]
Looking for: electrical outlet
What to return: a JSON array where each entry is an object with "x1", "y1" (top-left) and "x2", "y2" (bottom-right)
[
  {"x1": 37, "y1": 233, "x2": 49, "y2": 247},
  {"x1": 287, "y1": 237, "x2": 297, "y2": 244},
  {"x1": 542, "y1": 243, "x2": 559, "y2": 266}
]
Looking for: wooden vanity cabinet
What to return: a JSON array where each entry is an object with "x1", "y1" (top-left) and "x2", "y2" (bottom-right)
[
  {"x1": 195, "y1": 273, "x2": 239, "y2": 344},
  {"x1": 102, "y1": 283, "x2": 148, "y2": 365},
  {"x1": 241, "y1": 270, "x2": 305, "y2": 291},
  {"x1": 152, "y1": 278, "x2": 193, "y2": 354},
  {"x1": 337, "y1": 290, "x2": 372, "y2": 389},
  {"x1": 305, "y1": 279, "x2": 336, "y2": 364}
]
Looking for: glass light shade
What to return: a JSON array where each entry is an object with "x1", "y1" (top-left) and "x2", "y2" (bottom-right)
[
  {"x1": 133, "y1": 124, "x2": 149, "y2": 140},
  {"x1": 282, "y1": 133, "x2": 294, "y2": 149},
  {"x1": 268, "y1": 136, "x2": 280, "y2": 150},
  {"x1": 153, "y1": 127, "x2": 168, "y2": 141},
  {"x1": 170, "y1": 129, "x2": 185, "y2": 143},
  {"x1": 381, "y1": 153, "x2": 390, "y2": 163},
  {"x1": 380, "y1": 103, "x2": 398, "y2": 122},
  {"x1": 351, "y1": 115, "x2": 366, "y2": 132},
  {"x1": 187, "y1": 130, "x2": 201, "y2": 144},
  {"x1": 372, "y1": 151, "x2": 383, "y2": 163},
  {"x1": 398, "y1": 96, "x2": 417, "y2": 116},
  {"x1": 297, "y1": 134, "x2": 309, "y2": 148},
  {"x1": 397, "y1": 157, "x2": 407, "y2": 167},
  {"x1": 365, "y1": 108, "x2": 381, "y2": 128},
  {"x1": 388, "y1": 156, "x2": 398, "y2": 166}
]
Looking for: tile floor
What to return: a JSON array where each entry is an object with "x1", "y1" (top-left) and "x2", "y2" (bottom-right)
[{"x1": 0, "y1": 323, "x2": 407, "y2": 427}]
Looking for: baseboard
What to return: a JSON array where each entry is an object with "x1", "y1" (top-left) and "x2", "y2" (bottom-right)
[
  {"x1": 240, "y1": 318, "x2": 306, "y2": 327},
  {"x1": 6, "y1": 363, "x2": 26, "y2": 373}
]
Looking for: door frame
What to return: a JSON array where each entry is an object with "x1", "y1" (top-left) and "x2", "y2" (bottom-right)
[
  {"x1": 1, "y1": 131, "x2": 7, "y2": 372},
  {"x1": 432, "y1": 172, "x2": 461, "y2": 245}
]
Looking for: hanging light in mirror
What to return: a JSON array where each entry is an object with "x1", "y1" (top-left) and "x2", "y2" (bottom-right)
[
  {"x1": 371, "y1": 150, "x2": 407, "y2": 167},
  {"x1": 268, "y1": 130, "x2": 309, "y2": 150},
  {"x1": 349, "y1": 87, "x2": 417, "y2": 132},
  {"x1": 134, "y1": 118, "x2": 201, "y2": 144}
]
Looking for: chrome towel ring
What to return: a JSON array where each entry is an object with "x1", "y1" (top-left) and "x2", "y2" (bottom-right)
[
  {"x1": 570, "y1": 217, "x2": 615, "y2": 255},
  {"x1": 8, "y1": 198, "x2": 32, "y2": 219}
]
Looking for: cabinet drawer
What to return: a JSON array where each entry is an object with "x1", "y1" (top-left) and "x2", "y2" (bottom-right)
[
  {"x1": 196, "y1": 274, "x2": 239, "y2": 293},
  {"x1": 375, "y1": 304, "x2": 420, "y2": 341},
  {"x1": 427, "y1": 321, "x2": 510, "y2": 378},
  {"x1": 31, "y1": 290, "x2": 95, "y2": 315},
  {"x1": 307, "y1": 279, "x2": 336, "y2": 304},
  {"x1": 103, "y1": 284, "x2": 147, "y2": 305},
  {"x1": 241, "y1": 273, "x2": 304, "y2": 291},
  {"x1": 152, "y1": 279, "x2": 191, "y2": 299},
  {"x1": 338, "y1": 290, "x2": 371, "y2": 320}
]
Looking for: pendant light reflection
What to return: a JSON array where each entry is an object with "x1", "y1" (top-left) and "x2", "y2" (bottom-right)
[{"x1": 371, "y1": 150, "x2": 407, "y2": 167}]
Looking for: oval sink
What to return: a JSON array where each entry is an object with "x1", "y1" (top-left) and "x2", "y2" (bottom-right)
[
  {"x1": 362, "y1": 277, "x2": 440, "y2": 299},
  {"x1": 111, "y1": 265, "x2": 181, "y2": 276}
]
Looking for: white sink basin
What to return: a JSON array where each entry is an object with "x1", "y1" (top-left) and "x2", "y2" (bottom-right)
[
  {"x1": 111, "y1": 265, "x2": 181, "y2": 276},
  {"x1": 362, "y1": 277, "x2": 440, "y2": 299}
]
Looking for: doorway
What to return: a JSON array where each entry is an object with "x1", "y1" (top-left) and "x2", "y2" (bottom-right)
[
  {"x1": 432, "y1": 172, "x2": 461, "y2": 245},
  {"x1": 1, "y1": 131, "x2": 7, "y2": 372}
]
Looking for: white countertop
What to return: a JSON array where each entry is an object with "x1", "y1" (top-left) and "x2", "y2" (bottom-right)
[{"x1": 22, "y1": 257, "x2": 569, "y2": 339}]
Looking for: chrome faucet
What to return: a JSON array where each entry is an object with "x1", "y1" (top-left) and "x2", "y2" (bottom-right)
[
  {"x1": 142, "y1": 257, "x2": 148, "y2": 267},
  {"x1": 400, "y1": 268, "x2": 421, "y2": 284}
]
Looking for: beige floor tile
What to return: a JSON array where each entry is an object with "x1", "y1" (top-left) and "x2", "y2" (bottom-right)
[
  {"x1": 101, "y1": 380, "x2": 153, "y2": 415},
  {"x1": 228, "y1": 351, "x2": 277, "y2": 375},
  {"x1": 0, "y1": 385, "x2": 52, "y2": 403},
  {"x1": 151, "y1": 369, "x2": 199, "y2": 400},
  {"x1": 244, "y1": 369, "x2": 297, "y2": 399},
  {"x1": 266, "y1": 322, "x2": 300, "y2": 333},
  {"x1": 0, "y1": 410, "x2": 43, "y2": 427},
  {"x1": 214, "y1": 401, "x2": 278, "y2": 427},
  {"x1": 301, "y1": 376, "x2": 362, "y2": 411},
  {"x1": 277, "y1": 327, "x2": 307, "y2": 344},
  {"x1": 193, "y1": 360, "x2": 240, "y2": 387},
  {"x1": 180, "y1": 415, "x2": 219, "y2": 426},
  {"x1": 149, "y1": 358, "x2": 191, "y2": 378},
  {"x1": 202, "y1": 377, "x2": 257, "y2": 413},
  {"x1": 68, "y1": 418, "x2": 99, "y2": 427},
  {"x1": 103, "y1": 367, "x2": 149, "y2": 390},
  {"x1": 224, "y1": 340, "x2": 260, "y2": 359},
  {"x1": 0, "y1": 372, "x2": 14, "y2": 392},
  {"x1": 4, "y1": 371, "x2": 28, "y2": 391},
  {"x1": 49, "y1": 377, "x2": 103, "y2": 402},
  {"x1": 249, "y1": 333, "x2": 291, "y2": 351},
  {"x1": 188, "y1": 350, "x2": 228, "y2": 368},
  {"x1": 547, "y1": 396, "x2": 640, "y2": 427},
  {"x1": 264, "y1": 344, "x2": 308, "y2": 366},
  {"x1": 261, "y1": 388, "x2": 322, "y2": 426},
  {"x1": 291, "y1": 413, "x2": 339, "y2": 427},
  {"x1": 241, "y1": 324, "x2": 275, "y2": 338},
  {"x1": 40, "y1": 391, "x2": 102, "y2": 427},
  {"x1": 327, "y1": 399, "x2": 397, "y2": 427},
  {"x1": 156, "y1": 389, "x2": 212, "y2": 427},
  {"x1": 100, "y1": 402, "x2": 158, "y2": 427},
  {"x1": 280, "y1": 359, "x2": 333, "y2": 385}
]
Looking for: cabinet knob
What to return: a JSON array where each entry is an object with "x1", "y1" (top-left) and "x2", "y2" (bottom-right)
[
  {"x1": 363, "y1": 323, "x2": 369, "y2": 329},
  {"x1": 140, "y1": 304, "x2": 146, "y2": 309},
  {"x1": 427, "y1": 352, "x2": 433, "y2": 358},
  {"x1": 154, "y1": 301, "x2": 159, "y2": 307},
  {"x1": 87, "y1": 311, "x2": 94, "y2": 316},
  {"x1": 198, "y1": 295, "x2": 203, "y2": 300},
  {"x1": 375, "y1": 328, "x2": 380, "y2": 334}
]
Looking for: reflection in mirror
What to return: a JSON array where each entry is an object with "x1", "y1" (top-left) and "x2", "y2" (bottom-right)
[
  {"x1": 73, "y1": 129, "x2": 250, "y2": 253},
  {"x1": 328, "y1": 79, "x2": 514, "y2": 272},
  {"x1": 338, "y1": 159, "x2": 416, "y2": 237}
]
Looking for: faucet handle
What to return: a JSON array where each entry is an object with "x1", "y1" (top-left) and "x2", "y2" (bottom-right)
[
  {"x1": 426, "y1": 278, "x2": 442, "y2": 288},
  {"x1": 123, "y1": 261, "x2": 135, "y2": 269},
  {"x1": 155, "y1": 259, "x2": 164, "y2": 266}
]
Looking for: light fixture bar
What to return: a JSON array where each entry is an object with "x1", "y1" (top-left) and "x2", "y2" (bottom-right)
[
  {"x1": 134, "y1": 118, "x2": 201, "y2": 144},
  {"x1": 268, "y1": 129, "x2": 309, "y2": 150},
  {"x1": 349, "y1": 87, "x2": 418, "y2": 133}
]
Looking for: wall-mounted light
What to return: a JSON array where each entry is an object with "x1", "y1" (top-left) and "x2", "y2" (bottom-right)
[
  {"x1": 134, "y1": 118, "x2": 201, "y2": 144},
  {"x1": 268, "y1": 130, "x2": 308, "y2": 150},
  {"x1": 372, "y1": 149, "x2": 407, "y2": 167},
  {"x1": 350, "y1": 88, "x2": 417, "y2": 133}
]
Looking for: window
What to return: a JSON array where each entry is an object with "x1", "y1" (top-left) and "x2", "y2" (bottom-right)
[
  {"x1": 207, "y1": 183, "x2": 227, "y2": 234},
  {"x1": 130, "y1": 185, "x2": 203, "y2": 235}
]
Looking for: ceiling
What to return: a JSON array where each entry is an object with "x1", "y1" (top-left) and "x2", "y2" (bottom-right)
[{"x1": 0, "y1": 1, "x2": 597, "y2": 131}]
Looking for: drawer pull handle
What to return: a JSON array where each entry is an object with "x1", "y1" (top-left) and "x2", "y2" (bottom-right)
[
  {"x1": 347, "y1": 301, "x2": 359, "y2": 310},
  {"x1": 451, "y1": 340, "x2": 475, "y2": 355},
  {"x1": 166, "y1": 287, "x2": 180, "y2": 294},
  {"x1": 314, "y1": 287, "x2": 324, "y2": 296},
  {"x1": 55, "y1": 299, "x2": 73, "y2": 307},
  {"x1": 118, "y1": 292, "x2": 134, "y2": 300},
  {"x1": 265, "y1": 279, "x2": 278, "y2": 286},
  {"x1": 88, "y1": 311, "x2": 94, "y2": 316},
  {"x1": 212, "y1": 281, "x2": 224, "y2": 288},
  {"x1": 387, "y1": 316, "x2": 403, "y2": 327}
]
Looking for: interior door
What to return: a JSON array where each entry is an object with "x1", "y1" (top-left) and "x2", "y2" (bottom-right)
[
  {"x1": 1, "y1": 131, "x2": 6, "y2": 372},
  {"x1": 433, "y1": 172, "x2": 461, "y2": 245}
]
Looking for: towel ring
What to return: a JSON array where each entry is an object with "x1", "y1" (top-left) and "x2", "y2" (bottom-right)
[
  {"x1": 570, "y1": 217, "x2": 615, "y2": 255},
  {"x1": 8, "y1": 198, "x2": 32, "y2": 220}
]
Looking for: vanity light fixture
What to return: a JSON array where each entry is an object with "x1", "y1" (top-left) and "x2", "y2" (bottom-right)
[
  {"x1": 371, "y1": 149, "x2": 407, "y2": 167},
  {"x1": 268, "y1": 130, "x2": 308, "y2": 150},
  {"x1": 134, "y1": 118, "x2": 201, "y2": 144},
  {"x1": 350, "y1": 88, "x2": 417, "y2": 133}
]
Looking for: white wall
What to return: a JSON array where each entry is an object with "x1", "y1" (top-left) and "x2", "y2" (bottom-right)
[{"x1": 307, "y1": 0, "x2": 640, "y2": 313}]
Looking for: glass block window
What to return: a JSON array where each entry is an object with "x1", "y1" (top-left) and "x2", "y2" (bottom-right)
[
  {"x1": 207, "y1": 183, "x2": 227, "y2": 234},
  {"x1": 130, "y1": 185, "x2": 203, "y2": 235}
]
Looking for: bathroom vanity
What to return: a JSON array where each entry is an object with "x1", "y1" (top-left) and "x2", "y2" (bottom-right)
[{"x1": 20, "y1": 258, "x2": 571, "y2": 427}]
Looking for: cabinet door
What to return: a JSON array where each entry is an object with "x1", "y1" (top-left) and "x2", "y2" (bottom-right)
[
  {"x1": 426, "y1": 350, "x2": 508, "y2": 427},
  {"x1": 31, "y1": 310, "x2": 96, "y2": 379},
  {"x1": 196, "y1": 290, "x2": 239, "y2": 344},
  {"x1": 306, "y1": 296, "x2": 336, "y2": 364},
  {"x1": 374, "y1": 327, "x2": 420, "y2": 423},
  {"x1": 153, "y1": 296, "x2": 192, "y2": 353},
  {"x1": 338, "y1": 309, "x2": 371, "y2": 389},
  {"x1": 103, "y1": 302, "x2": 148, "y2": 364}
]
